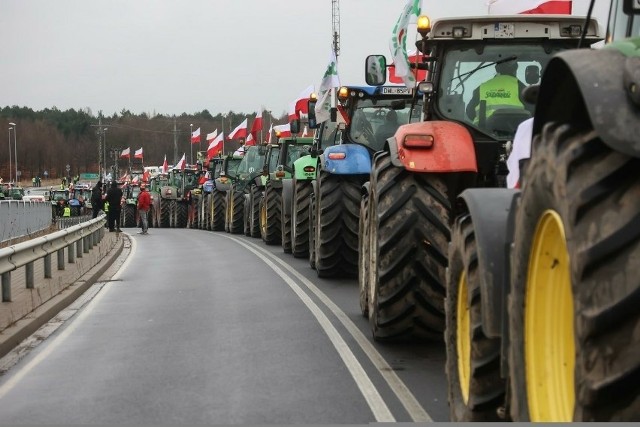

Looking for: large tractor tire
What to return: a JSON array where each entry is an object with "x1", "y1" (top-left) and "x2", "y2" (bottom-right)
[
  {"x1": 308, "y1": 190, "x2": 317, "y2": 270},
  {"x1": 203, "y1": 194, "x2": 211, "y2": 230},
  {"x1": 224, "y1": 191, "x2": 232, "y2": 233},
  {"x1": 358, "y1": 192, "x2": 370, "y2": 317},
  {"x1": 176, "y1": 202, "x2": 188, "y2": 228},
  {"x1": 148, "y1": 206, "x2": 154, "y2": 228},
  {"x1": 243, "y1": 194, "x2": 251, "y2": 236},
  {"x1": 160, "y1": 200, "x2": 170, "y2": 228},
  {"x1": 211, "y1": 190, "x2": 225, "y2": 231},
  {"x1": 315, "y1": 171, "x2": 362, "y2": 278},
  {"x1": 248, "y1": 186, "x2": 261, "y2": 238},
  {"x1": 228, "y1": 189, "x2": 244, "y2": 234},
  {"x1": 445, "y1": 213, "x2": 504, "y2": 421},
  {"x1": 281, "y1": 196, "x2": 292, "y2": 254},
  {"x1": 122, "y1": 205, "x2": 135, "y2": 228},
  {"x1": 508, "y1": 123, "x2": 640, "y2": 422},
  {"x1": 260, "y1": 181, "x2": 281, "y2": 245},
  {"x1": 291, "y1": 180, "x2": 312, "y2": 258},
  {"x1": 368, "y1": 152, "x2": 450, "y2": 341}
]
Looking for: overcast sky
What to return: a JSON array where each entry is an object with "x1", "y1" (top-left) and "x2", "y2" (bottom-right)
[{"x1": 1, "y1": 0, "x2": 609, "y2": 118}]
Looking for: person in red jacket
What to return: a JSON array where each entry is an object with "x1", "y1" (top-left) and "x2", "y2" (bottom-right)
[{"x1": 137, "y1": 184, "x2": 152, "y2": 235}]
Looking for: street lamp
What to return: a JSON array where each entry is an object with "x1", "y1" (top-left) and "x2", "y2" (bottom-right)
[
  {"x1": 7, "y1": 127, "x2": 12, "y2": 183},
  {"x1": 8, "y1": 123, "x2": 17, "y2": 184},
  {"x1": 103, "y1": 128, "x2": 108, "y2": 180}
]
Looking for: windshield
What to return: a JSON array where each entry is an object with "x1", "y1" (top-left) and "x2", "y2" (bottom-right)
[
  {"x1": 236, "y1": 146, "x2": 264, "y2": 175},
  {"x1": 607, "y1": 0, "x2": 640, "y2": 40},
  {"x1": 267, "y1": 147, "x2": 281, "y2": 173},
  {"x1": 438, "y1": 43, "x2": 567, "y2": 139},
  {"x1": 317, "y1": 121, "x2": 342, "y2": 149},
  {"x1": 283, "y1": 144, "x2": 312, "y2": 168},
  {"x1": 348, "y1": 98, "x2": 422, "y2": 151}
]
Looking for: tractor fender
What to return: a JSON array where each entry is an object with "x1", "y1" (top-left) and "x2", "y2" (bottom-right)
[
  {"x1": 457, "y1": 188, "x2": 520, "y2": 339},
  {"x1": 281, "y1": 179, "x2": 293, "y2": 218},
  {"x1": 292, "y1": 155, "x2": 318, "y2": 181},
  {"x1": 533, "y1": 48, "x2": 640, "y2": 158},
  {"x1": 321, "y1": 144, "x2": 372, "y2": 175},
  {"x1": 389, "y1": 121, "x2": 478, "y2": 173}
]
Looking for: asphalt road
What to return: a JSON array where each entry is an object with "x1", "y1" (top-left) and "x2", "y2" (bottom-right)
[{"x1": 0, "y1": 228, "x2": 449, "y2": 424}]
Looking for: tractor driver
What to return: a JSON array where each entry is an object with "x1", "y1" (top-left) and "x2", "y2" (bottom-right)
[{"x1": 466, "y1": 60, "x2": 529, "y2": 124}]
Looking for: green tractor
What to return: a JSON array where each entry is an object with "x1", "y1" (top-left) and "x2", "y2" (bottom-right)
[
  {"x1": 276, "y1": 136, "x2": 315, "y2": 253},
  {"x1": 441, "y1": 0, "x2": 639, "y2": 421},
  {"x1": 210, "y1": 154, "x2": 243, "y2": 231},
  {"x1": 120, "y1": 183, "x2": 141, "y2": 228},
  {"x1": 149, "y1": 173, "x2": 169, "y2": 228},
  {"x1": 256, "y1": 141, "x2": 283, "y2": 243}
]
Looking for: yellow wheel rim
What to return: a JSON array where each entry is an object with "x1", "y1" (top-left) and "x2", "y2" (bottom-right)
[
  {"x1": 456, "y1": 270, "x2": 471, "y2": 404},
  {"x1": 260, "y1": 202, "x2": 267, "y2": 235},
  {"x1": 525, "y1": 210, "x2": 575, "y2": 421}
]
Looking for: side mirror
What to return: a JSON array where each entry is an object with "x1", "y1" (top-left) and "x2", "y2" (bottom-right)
[
  {"x1": 308, "y1": 100, "x2": 318, "y2": 129},
  {"x1": 623, "y1": 0, "x2": 640, "y2": 13},
  {"x1": 365, "y1": 55, "x2": 387, "y2": 86},
  {"x1": 525, "y1": 65, "x2": 540, "y2": 85},
  {"x1": 290, "y1": 119, "x2": 300, "y2": 135}
]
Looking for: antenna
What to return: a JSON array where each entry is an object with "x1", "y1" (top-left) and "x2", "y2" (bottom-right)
[{"x1": 332, "y1": 0, "x2": 340, "y2": 59}]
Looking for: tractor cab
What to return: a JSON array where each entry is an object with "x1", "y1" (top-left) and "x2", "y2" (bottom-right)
[{"x1": 274, "y1": 136, "x2": 314, "y2": 181}]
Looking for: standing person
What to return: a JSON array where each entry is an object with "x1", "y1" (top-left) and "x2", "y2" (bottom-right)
[
  {"x1": 137, "y1": 184, "x2": 151, "y2": 235},
  {"x1": 106, "y1": 181, "x2": 123, "y2": 232},
  {"x1": 91, "y1": 181, "x2": 103, "y2": 219}
]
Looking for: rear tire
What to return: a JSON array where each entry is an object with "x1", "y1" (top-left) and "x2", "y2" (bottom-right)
[
  {"x1": 249, "y1": 186, "x2": 261, "y2": 237},
  {"x1": 260, "y1": 181, "x2": 281, "y2": 245},
  {"x1": 211, "y1": 190, "x2": 225, "y2": 231},
  {"x1": 309, "y1": 190, "x2": 317, "y2": 270},
  {"x1": 508, "y1": 123, "x2": 640, "y2": 421},
  {"x1": 160, "y1": 200, "x2": 170, "y2": 228},
  {"x1": 445, "y1": 213, "x2": 504, "y2": 421},
  {"x1": 281, "y1": 194, "x2": 292, "y2": 254},
  {"x1": 292, "y1": 180, "x2": 312, "y2": 258},
  {"x1": 315, "y1": 171, "x2": 362, "y2": 278},
  {"x1": 176, "y1": 202, "x2": 188, "y2": 228},
  {"x1": 123, "y1": 204, "x2": 136, "y2": 228},
  {"x1": 368, "y1": 152, "x2": 449, "y2": 341},
  {"x1": 358, "y1": 191, "x2": 370, "y2": 317},
  {"x1": 229, "y1": 189, "x2": 244, "y2": 234}
]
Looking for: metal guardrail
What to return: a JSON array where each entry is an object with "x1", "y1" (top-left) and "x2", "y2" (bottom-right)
[
  {"x1": 56, "y1": 215, "x2": 94, "y2": 229},
  {"x1": 0, "y1": 214, "x2": 107, "y2": 302},
  {"x1": 0, "y1": 201, "x2": 53, "y2": 244}
]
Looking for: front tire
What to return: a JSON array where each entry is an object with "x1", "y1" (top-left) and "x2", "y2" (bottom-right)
[
  {"x1": 508, "y1": 123, "x2": 640, "y2": 421},
  {"x1": 445, "y1": 213, "x2": 504, "y2": 421},
  {"x1": 260, "y1": 181, "x2": 281, "y2": 245},
  {"x1": 292, "y1": 180, "x2": 312, "y2": 258}
]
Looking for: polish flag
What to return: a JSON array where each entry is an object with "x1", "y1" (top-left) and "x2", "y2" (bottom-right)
[
  {"x1": 273, "y1": 123, "x2": 291, "y2": 138},
  {"x1": 191, "y1": 127, "x2": 201, "y2": 144},
  {"x1": 266, "y1": 123, "x2": 273, "y2": 143},
  {"x1": 250, "y1": 110, "x2": 263, "y2": 141},
  {"x1": 245, "y1": 133, "x2": 257, "y2": 146},
  {"x1": 162, "y1": 155, "x2": 168, "y2": 174},
  {"x1": 337, "y1": 105, "x2": 350, "y2": 126},
  {"x1": 120, "y1": 147, "x2": 131, "y2": 159},
  {"x1": 289, "y1": 85, "x2": 315, "y2": 121},
  {"x1": 134, "y1": 147, "x2": 143, "y2": 159},
  {"x1": 142, "y1": 170, "x2": 150, "y2": 183},
  {"x1": 488, "y1": 0, "x2": 572, "y2": 15},
  {"x1": 228, "y1": 118, "x2": 248, "y2": 140},
  {"x1": 174, "y1": 153, "x2": 186, "y2": 171},
  {"x1": 207, "y1": 132, "x2": 224, "y2": 159},
  {"x1": 132, "y1": 175, "x2": 139, "y2": 184},
  {"x1": 206, "y1": 129, "x2": 218, "y2": 143}
]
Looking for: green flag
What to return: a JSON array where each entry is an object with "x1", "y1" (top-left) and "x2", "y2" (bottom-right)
[{"x1": 390, "y1": 0, "x2": 422, "y2": 88}]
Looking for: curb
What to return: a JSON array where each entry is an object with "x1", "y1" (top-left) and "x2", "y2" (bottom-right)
[{"x1": 0, "y1": 234, "x2": 126, "y2": 359}]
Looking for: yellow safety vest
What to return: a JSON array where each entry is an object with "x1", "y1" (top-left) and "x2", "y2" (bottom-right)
[
  {"x1": 475, "y1": 75, "x2": 524, "y2": 123},
  {"x1": 63, "y1": 206, "x2": 71, "y2": 217},
  {"x1": 104, "y1": 201, "x2": 110, "y2": 212}
]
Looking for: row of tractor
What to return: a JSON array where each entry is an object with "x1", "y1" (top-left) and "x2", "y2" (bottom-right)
[{"x1": 132, "y1": 1, "x2": 638, "y2": 420}]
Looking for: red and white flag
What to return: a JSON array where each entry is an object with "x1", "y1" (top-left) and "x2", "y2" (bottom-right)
[
  {"x1": 174, "y1": 153, "x2": 186, "y2": 171},
  {"x1": 389, "y1": 50, "x2": 428, "y2": 84},
  {"x1": 132, "y1": 175, "x2": 139, "y2": 184},
  {"x1": 207, "y1": 132, "x2": 224, "y2": 159},
  {"x1": 228, "y1": 118, "x2": 248, "y2": 140},
  {"x1": 250, "y1": 109, "x2": 263, "y2": 141},
  {"x1": 191, "y1": 127, "x2": 201, "y2": 144},
  {"x1": 162, "y1": 155, "x2": 168, "y2": 174},
  {"x1": 120, "y1": 147, "x2": 131, "y2": 159},
  {"x1": 273, "y1": 123, "x2": 292, "y2": 138},
  {"x1": 266, "y1": 123, "x2": 273, "y2": 143},
  {"x1": 289, "y1": 85, "x2": 315, "y2": 121},
  {"x1": 245, "y1": 133, "x2": 257, "y2": 146},
  {"x1": 142, "y1": 170, "x2": 150, "y2": 182},
  {"x1": 302, "y1": 125, "x2": 308, "y2": 137},
  {"x1": 162, "y1": 154, "x2": 169, "y2": 173},
  {"x1": 488, "y1": 0, "x2": 572, "y2": 14},
  {"x1": 134, "y1": 147, "x2": 143, "y2": 159},
  {"x1": 206, "y1": 129, "x2": 218, "y2": 143}
]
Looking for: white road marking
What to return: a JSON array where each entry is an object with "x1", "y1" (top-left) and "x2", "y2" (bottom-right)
[
  {"x1": 222, "y1": 235, "x2": 395, "y2": 422},
  {"x1": 225, "y1": 235, "x2": 433, "y2": 422}
]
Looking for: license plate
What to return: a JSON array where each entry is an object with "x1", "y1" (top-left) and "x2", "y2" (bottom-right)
[
  {"x1": 494, "y1": 23, "x2": 515, "y2": 39},
  {"x1": 381, "y1": 87, "x2": 413, "y2": 95}
]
